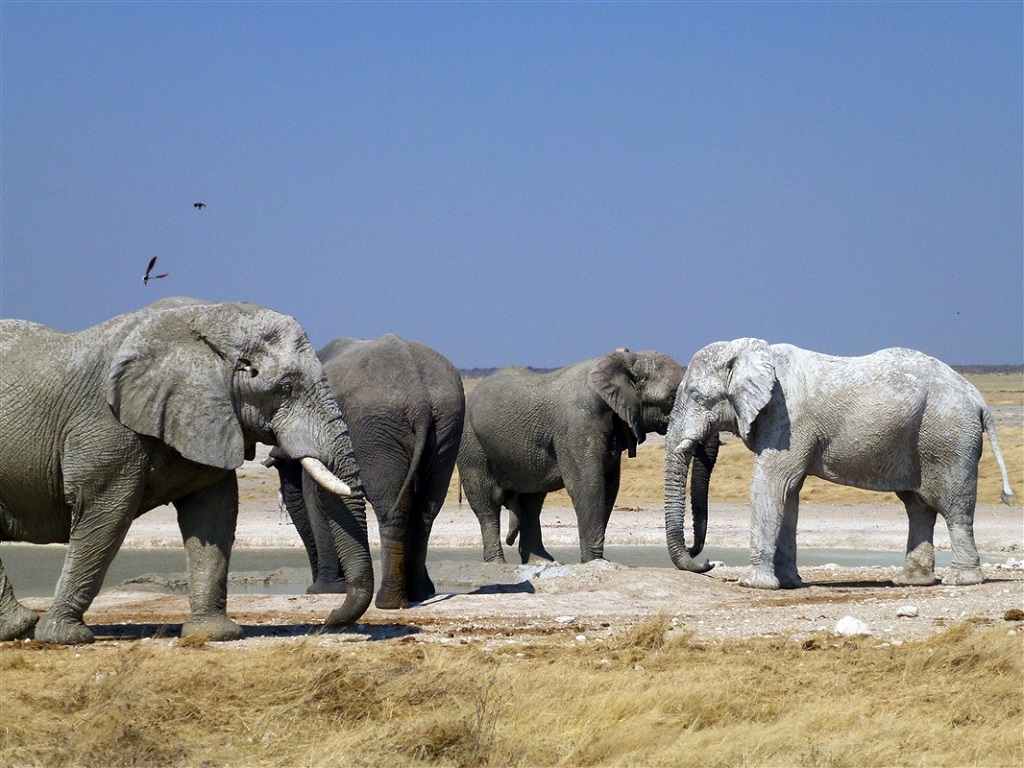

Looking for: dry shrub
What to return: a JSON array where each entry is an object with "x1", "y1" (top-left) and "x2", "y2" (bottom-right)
[{"x1": 7, "y1": 622, "x2": 1018, "y2": 767}]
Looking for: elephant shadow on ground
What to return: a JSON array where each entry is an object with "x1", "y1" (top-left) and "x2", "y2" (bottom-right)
[
  {"x1": 796, "y1": 575, "x2": 1019, "y2": 590},
  {"x1": 77, "y1": 622, "x2": 421, "y2": 642},
  {"x1": 468, "y1": 580, "x2": 536, "y2": 595}
]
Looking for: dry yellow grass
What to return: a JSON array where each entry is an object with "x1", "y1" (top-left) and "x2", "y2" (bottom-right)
[
  {"x1": 1, "y1": 622, "x2": 1020, "y2": 767},
  {"x1": 451, "y1": 371, "x2": 1024, "y2": 508}
]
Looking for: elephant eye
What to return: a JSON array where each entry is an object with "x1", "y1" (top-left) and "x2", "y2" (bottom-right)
[
  {"x1": 278, "y1": 375, "x2": 294, "y2": 394},
  {"x1": 237, "y1": 358, "x2": 259, "y2": 378}
]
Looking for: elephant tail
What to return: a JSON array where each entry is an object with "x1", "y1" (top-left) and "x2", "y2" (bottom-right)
[
  {"x1": 389, "y1": 403, "x2": 433, "y2": 521},
  {"x1": 982, "y1": 407, "x2": 1016, "y2": 506}
]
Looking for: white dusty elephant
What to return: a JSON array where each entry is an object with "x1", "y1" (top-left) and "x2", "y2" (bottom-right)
[
  {"x1": 0, "y1": 299, "x2": 374, "y2": 644},
  {"x1": 665, "y1": 338, "x2": 1016, "y2": 589},
  {"x1": 458, "y1": 349, "x2": 697, "y2": 564},
  {"x1": 268, "y1": 334, "x2": 465, "y2": 610}
]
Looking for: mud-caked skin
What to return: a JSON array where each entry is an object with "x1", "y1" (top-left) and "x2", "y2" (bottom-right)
[
  {"x1": 0, "y1": 298, "x2": 373, "y2": 644},
  {"x1": 457, "y1": 349, "x2": 702, "y2": 565},
  {"x1": 271, "y1": 334, "x2": 465, "y2": 610},
  {"x1": 664, "y1": 338, "x2": 1016, "y2": 590}
]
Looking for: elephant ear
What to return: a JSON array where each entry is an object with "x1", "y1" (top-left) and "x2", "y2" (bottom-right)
[
  {"x1": 106, "y1": 305, "x2": 247, "y2": 470},
  {"x1": 588, "y1": 350, "x2": 644, "y2": 453},
  {"x1": 724, "y1": 338, "x2": 775, "y2": 443}
]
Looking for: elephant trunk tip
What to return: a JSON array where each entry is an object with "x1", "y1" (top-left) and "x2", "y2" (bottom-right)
[
  {"x1": 669, "y1": 551, "x2": 715, "y2": 574},
  {"x1": 1001, "y1": 489, "x2": 1015, "y2": 506}
]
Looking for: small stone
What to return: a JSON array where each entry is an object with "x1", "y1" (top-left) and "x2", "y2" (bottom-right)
[
  {"x1": 575, "y1": 634, "x2": 587, "y2": 642},
  {"x1": 834, "y1": 616, "x2": 871, "y2": 637},
  {"x1": 555, "y1": 615, "x2": 576, "y2": 624},
  {"x1": 896, "y1": 605, "x2": 919, "y2": 618}
]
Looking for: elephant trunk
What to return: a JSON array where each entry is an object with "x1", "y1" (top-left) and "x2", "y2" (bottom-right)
[
  {"x1": 314, "y1": 476, "x2": 374, "y2": 626},
  {"x1": 664, "y1": 434, "x2": 718, "y2": 573}
]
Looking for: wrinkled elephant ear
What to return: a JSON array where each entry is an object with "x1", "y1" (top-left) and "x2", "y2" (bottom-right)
[
  {"x1": 724, "y1": 338, "x2": 775, "y2": 443},
  {"x1": 106, "y1": 305, "x2": 247, "y2": 470},
  {"x1": 588, "y1": 350, "x2": 644, "y2": 451}
]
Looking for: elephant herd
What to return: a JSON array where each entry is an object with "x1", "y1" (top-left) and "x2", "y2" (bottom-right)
[{"x1": 0, "y1": 299, "x2": 1015, "y2": 644}]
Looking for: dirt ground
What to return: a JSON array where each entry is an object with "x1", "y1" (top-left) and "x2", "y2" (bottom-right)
[{"x1": 15, "y1": 446, "x2": 1023, "y2": 649}]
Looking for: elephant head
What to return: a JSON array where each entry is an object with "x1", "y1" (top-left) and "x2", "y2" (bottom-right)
[
  {"x1": 588, "y1": 349, "x2": 685, "y2": 456},
  {"x1": 664, "y1": 338, "x2": 775, "y2": 572},
  {"x1": 105, "y1": 300, "x2": 374, "y2": 625}
]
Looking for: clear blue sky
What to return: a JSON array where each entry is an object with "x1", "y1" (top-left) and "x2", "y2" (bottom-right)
[{"x1": 2, "y1": 2, "x2": 1021, "y2": 368}]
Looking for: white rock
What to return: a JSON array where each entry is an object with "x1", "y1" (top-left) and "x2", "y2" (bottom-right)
[
  {"x1": 575, "y1": 634, "x2": 587, "y2": 642},
  {"x1": 555, "y1": 615, "x2": 576, "y2": 625},
  {"x1": 834, "y1": 616, "x2": 871, "y2": 637},
  {"x1": 896, "y1": 605, "x2": 919, "y2": 618}
]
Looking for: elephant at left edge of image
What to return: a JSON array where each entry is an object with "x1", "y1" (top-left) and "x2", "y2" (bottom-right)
[
  {"x1": 0, "y1": 298, "x2": 374, "y2": 644},
  {"x1": 266, "y1": 334, "x2": 465, "y2": 610}
]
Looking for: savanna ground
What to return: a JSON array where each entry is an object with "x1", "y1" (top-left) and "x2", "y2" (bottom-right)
[{"x1": 2, "y1": 372, "x2": 1022, "y2": 767}]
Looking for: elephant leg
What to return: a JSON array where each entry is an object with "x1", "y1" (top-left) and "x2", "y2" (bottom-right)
[
  {"x1": 937, "y1": 494, "x2": 983, "y2": 586},
  {"x1": 738, "y1": 459, "x2": 787, "y2": 590},
  {"x1": 35, "y1": 473, "x2": 144, "y2": 644},
  {"x1": 564, "y1": 464, "x2": 611, "y2": 563},
  {"x1": 405, "y1": 479, "x2": 448, "y2": 604},
  {"x1": 893, "y1": 491, "x2": 938, "y2": 586},
  {"x1": 175, "y1": 475, "x2": 244, "y2": 641},
  {"x1": 274, "y1": 456, "x2": 322, "y2": 583},
  {"x1": 303, "y1": 475, "x2": 346, "y2": 595},
  {"x1": 464, "y1": 476, "x2": 507, "y2": 564},
  {"x1": 0, "y1": 557, "x2": 39, "y2": 641},
  {"x1": 774, "y1": 481, "x2": 804, "y2": 589},
  {"x1": 515, "y1": 493, "x2": 553, "y2": 564}
]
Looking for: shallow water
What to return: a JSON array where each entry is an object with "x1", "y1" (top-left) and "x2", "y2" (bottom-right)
[{"x1": 0, "y1": 543, "x2": 961, "y2": 598}]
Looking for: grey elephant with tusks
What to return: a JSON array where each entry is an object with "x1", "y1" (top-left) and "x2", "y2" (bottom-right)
[
  {"x1": 458, "y1": 349, "x2": 709, "y2": 564},
  {"x1": 0, "y1": 298, "x2": 374, "y2": 644},
  {"x1": 267, "y1": 334, "x2": 465, "y2": 610},
  {"x1": 664, "y1": 338, "x2": 1016, "y2": 589}
]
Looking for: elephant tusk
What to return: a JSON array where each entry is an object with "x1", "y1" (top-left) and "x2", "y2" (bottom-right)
[
  {"x1": 301, "y1": 457, "x2": 353, "y2": 497},
  {"x1": 674, "y1": 438, "x2": 694, "y2": 455}
]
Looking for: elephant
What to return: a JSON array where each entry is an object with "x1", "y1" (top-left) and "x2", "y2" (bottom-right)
[
  {"x1": 0, "y1": 298, "x2": 374, "y2": 644},
  {"x1": 458, "y1": 349, "x2": 698, "y2": 565},
  {"x1": 267, "y1": 334, "x2": 465, "y2": 609},
  {"x1": 664, "y1": 338, "x2": 1016, "y2": 590}
]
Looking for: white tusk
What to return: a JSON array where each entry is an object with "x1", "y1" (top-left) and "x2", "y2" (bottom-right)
[
  {"x1": 301, "y1": 457, "x2": 353, "y2": 497},
  {"x1": 674, "y1": 438, "x2": 695, "y2": 455}
]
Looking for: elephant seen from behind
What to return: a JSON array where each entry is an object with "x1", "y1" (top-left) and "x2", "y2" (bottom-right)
[
  {"x1": 665, "y1": 338, "x2": 1016, "y2": 590},
  {"x1": 458, "y1": 349, "x2": 713, "y2": 565},
  {"x1": 0, "y1": 299, "x2": 374, "y2": 644},
  {"x1": 269, "y1": 334, "x2": 465, "y2": 609}
]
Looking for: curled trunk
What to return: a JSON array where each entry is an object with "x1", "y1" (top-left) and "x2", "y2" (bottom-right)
[{"x1": 664, "y1": 434, "x2": 720, "y2": 572}]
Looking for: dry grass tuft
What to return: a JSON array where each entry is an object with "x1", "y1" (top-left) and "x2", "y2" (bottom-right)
[{"x1": 2, "y1": 623, "x2": 1020, "y2": 767}]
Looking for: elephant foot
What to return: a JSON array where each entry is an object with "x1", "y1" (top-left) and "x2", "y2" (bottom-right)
[
  {"x1": 483, "y1": 551, "x2": 507, "y2": 564},
  {"x1": 893, "y1": 569, "x2": 938, "y2": 586},
  {"x1": 307, "y1": 578, "x2": 347, "y2": 595},
  {"x1": 182, "y1": 615, "x2": 244, "y2": 642},
  {"x1": 374, "y1": 586, "x2": 410, "y2": 611},
  {"x1": 406, "y1": 574, "x2": 436, "y2": 604},
  {"x1": 777, "y1": 570, "x2": 804, "y2": 589},
  {"x1": 0, "y1": 603, "x2": 40, "y2": 641},
  {"x1": 738, "y1": 568, "x2": 780, "y2": 590},
  {"x1": 940, "y1": 568, "x2": 984, "y2": 586},
  {"x1": 34, "y1": 614, "x2": 94, "y2": 645}
]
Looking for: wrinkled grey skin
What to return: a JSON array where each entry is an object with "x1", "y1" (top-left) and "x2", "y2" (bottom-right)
[
  {"x1": 458, "y1": 350, "x2": 687, "y2": 564},
  {"x1": 0, "y1": 299, "x2": 374, "y2": 644},
  {"x1": 666, "y1": 338, "x2": 1016, "y2": 590},
  {"x1": 270, "y1": 334, "x2": 465, "y2": 610}
]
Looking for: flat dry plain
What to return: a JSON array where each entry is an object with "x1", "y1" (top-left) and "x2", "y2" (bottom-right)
[{"x1": 2, "y1": 372, "x2": 1022, "y2": 767}]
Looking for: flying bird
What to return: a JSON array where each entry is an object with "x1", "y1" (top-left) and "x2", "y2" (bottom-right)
[
  {"x1": 143, "y1": 256, "x2": 169, "y2": 285},
  {"x1": 193, "y1": 202, "x2": 206, "y2": 210}
]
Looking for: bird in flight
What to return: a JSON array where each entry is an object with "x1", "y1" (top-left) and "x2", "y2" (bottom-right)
[
  {"x1": 193, "y1": 202, "x2": 206, "y2": 210},
  {"x1": 143, "y1": 256, "x2": 169, "y2": 285}
]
